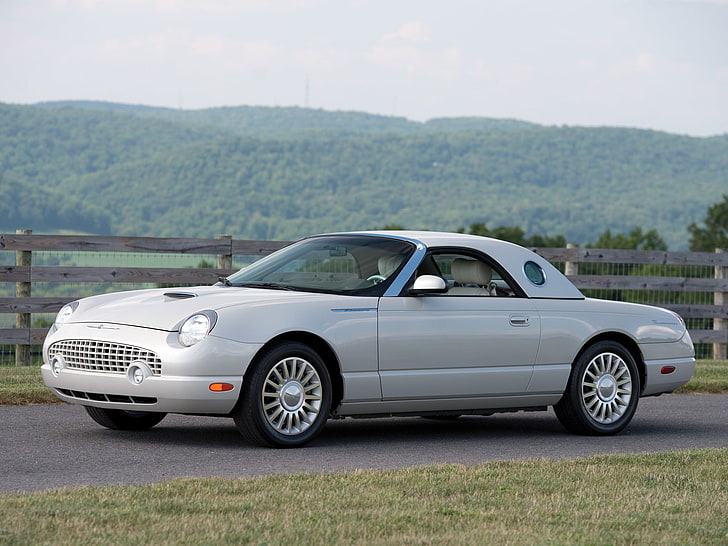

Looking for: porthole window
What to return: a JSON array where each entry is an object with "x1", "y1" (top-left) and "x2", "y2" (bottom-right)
[{"x1": 524, "y1": 261, "x2": 546, "y2": 286}]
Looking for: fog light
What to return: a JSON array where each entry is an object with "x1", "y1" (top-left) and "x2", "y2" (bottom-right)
[
  {"x1": 50, "y1": 355, "x2": 65, "y2": 377},
  {"x1": 127, "y1": 361, "x2": 152, "y2": 385}
]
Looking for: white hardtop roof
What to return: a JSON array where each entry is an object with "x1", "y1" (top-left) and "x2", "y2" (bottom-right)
[{"x1": 319, "y1": 231, "x2": 584, "y2": 299}]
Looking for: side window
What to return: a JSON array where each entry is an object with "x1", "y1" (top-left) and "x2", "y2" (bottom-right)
[{"x1": 428, "y1": 253, "x2": 517, "y2": 297}]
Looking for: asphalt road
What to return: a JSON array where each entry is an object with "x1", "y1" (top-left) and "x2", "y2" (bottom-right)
[{"x1": 2, "y1": 394, "x2": 726, "y2": 492}]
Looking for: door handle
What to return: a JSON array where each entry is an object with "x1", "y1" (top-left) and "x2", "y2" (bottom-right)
[{"x1": 509, "y1": 314, "x2": 530, "y2": 327}]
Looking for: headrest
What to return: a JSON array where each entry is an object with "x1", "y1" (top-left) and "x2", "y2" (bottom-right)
[
  {"x1": 451, "y1": 259, "x2": 492, "y2": 285},
  {"x1": 378, "y1": 255, "x2": 403, "y2": 277}
]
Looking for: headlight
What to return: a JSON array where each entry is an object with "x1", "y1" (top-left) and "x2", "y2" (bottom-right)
[
  {"x1": 178, "y1": 311, "x2": 217, "y2": 347},
  {"x1": 54, "y1": 302, "x2": 79, "y2": 329}
]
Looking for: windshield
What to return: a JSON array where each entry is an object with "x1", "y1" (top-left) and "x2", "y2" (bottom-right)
[{"x1": 226, "y1": 235, "x2": 415, "y2": 295}]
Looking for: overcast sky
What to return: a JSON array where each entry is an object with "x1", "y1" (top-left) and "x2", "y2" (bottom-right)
[{"x1": 2, "y1": 0, "x2": 727, "y2": 136}]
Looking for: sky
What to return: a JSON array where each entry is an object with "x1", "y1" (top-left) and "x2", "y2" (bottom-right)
[{"x1": 2, "y1": 0, "x2": 727, "y2": 136}]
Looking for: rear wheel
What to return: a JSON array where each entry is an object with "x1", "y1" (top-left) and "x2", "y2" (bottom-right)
[
  {"x1": 234, "y1": 342, "x2": 332, "y2": 448},
  {"x1": 84, "y1": 407, "x2": 167, "y2": 430},
  {"x1": 554, "y1": 341, "x2": 640, "y2": 435}
]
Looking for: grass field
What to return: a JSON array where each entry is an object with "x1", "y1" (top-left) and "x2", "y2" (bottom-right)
[{"x1": 0, "y1": 449, "x2": 725, "y2": 544}]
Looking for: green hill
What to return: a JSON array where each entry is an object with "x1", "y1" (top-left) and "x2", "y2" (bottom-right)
[
  {"x1": 2, "y1": 101, "x2": 726, "y2": 249},
  {"x1": 32, "y1": 101, "x2": 536, "y2": 136}
]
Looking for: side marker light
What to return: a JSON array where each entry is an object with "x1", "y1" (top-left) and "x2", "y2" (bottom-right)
[
  {"x1": 661, "y1": 366, "x2": 676, "y2": 375},
  {"x1": 209, "y1": 383, "x2": 234, "y2": 392}
]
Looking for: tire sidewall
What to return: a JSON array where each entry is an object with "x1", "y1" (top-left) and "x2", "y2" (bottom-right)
[
  {"x1": 567, "y1": 341, "x2": 640, "y2": 435},
  {"x1": 239, "y1": 342, "x2": 332, "y2": 448},
  {"x1": 84, "y1": 406, "x2": 166, "y2": 430}
]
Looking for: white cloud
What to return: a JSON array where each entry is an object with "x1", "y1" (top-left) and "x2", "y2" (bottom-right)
[{"x1": 381, "y1": 20, "x2": 432, "y2": 44}]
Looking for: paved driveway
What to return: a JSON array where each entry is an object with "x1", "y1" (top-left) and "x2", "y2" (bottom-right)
[{"x1": 1, "y1": 394, "x2": 726, "y2": 492}]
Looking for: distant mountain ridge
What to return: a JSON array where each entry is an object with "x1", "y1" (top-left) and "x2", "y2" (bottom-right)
[
  {"x1": 33, "y1": 100, "x2": 537, "y2": 135},
  {"x1": 2, "y1": 101, "x2": 726, "y2": 249}
]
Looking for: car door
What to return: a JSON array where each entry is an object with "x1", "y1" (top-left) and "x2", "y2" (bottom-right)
[{"x1": 377, "y1": 251, "x2": 541, "y2": 401}]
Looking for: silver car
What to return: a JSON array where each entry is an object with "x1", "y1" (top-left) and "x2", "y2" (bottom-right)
[{"x1": 42, "y1": 231, "x2": 696, "y2": 447}]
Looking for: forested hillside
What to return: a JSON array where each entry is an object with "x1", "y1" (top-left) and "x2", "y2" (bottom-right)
[
  {"x1": 33, "y1": 101, "x2": 536, "y2": 136},
  {"x1": 2, "y1": 101, "x2": 726, "y2": 249}
]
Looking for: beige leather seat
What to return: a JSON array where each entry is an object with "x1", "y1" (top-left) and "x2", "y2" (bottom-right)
[
  {"x1": 378, "y1": 255, "x2": 403, "y2": 278},
  {"x1": 449, "y1": 259, "x2": 495, "y2": 296}
]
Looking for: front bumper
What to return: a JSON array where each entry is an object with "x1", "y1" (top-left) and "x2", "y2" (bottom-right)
[{"x1": 42, "y1": 323, "x2": 262, "y2": 414}]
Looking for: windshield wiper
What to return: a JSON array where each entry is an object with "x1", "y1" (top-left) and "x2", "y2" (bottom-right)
[
  {"x1": 216, "y1": 277, "x2": 232, "y2": 287},
  {"x1": 234, "y1": 282, "x2": 296, "y2": 291}
]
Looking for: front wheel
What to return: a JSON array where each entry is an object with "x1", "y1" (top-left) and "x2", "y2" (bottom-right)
[
  {"x1": 84, "y1": 407, "x2": 167, "y2": 430},
  {"x1": 234, "y1": 342, "x2": 332, "y2": 448},
  {"x1": 554, "y1": 341, "x2": 640, "y2": 435}
]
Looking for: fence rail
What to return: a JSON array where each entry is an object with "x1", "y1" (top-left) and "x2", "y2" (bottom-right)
[{"x1": 2, "y1": 232, "x2": 726, "y2": 365}]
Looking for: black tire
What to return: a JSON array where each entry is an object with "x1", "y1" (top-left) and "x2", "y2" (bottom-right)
[
  {"x1": 84, "y1": 406, "x2": 167, "y2": 430},
  {"x1": 554, "y1": 341, "x2": 640, "y2": 435},
  {"x1": 234, "y1": 342, "x2": 332, "y2": 448}
]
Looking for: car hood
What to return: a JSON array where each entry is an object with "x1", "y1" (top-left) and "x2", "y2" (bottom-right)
[{"x1": 67, "y1": 285, "x2": 320, "y2": 331}]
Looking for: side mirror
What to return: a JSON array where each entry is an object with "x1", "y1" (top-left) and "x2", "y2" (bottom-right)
[{"x1": 409, "y1": 275, "x2": 448, "y2": 295}]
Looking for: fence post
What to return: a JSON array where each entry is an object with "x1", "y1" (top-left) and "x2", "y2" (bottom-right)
[
  {"x1": 15, "y1": 229, "x2": 32, "y2": 366},
  {"x1": 565, "y1": 243, "x2": 579, "y2": 277},
  {"x1": 217, "y1": 234, "x2": 233, "y2": 270},
  {"x1": 714, "y1": 248, "x2": 727, "y2": 361}
]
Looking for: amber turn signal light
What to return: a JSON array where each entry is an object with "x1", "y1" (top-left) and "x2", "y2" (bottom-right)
[{"x1": 209, "y1": 383, "x2": 234, "y2": 392}]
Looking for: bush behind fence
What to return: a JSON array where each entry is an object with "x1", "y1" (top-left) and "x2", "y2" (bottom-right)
[{"x1": 1, "y1": 232, "x2": 726, "y2": 365}]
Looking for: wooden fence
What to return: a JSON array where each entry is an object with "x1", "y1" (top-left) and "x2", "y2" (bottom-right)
[{"x1": 2, "y1": 231, "x2": 727, "y2": 365}]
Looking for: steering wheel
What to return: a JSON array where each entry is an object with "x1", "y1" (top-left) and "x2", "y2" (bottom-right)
[{"x1": 367, "y1": 274, "x2": 386, "y2": 285}]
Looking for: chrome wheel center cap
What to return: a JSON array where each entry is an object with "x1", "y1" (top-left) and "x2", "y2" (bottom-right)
[
  {"x1": 597, "y1": 375, "x2": 617, "y2": 402},
  {"x1": 281, "y1": 382, "x2": 304, "y2": 411}
]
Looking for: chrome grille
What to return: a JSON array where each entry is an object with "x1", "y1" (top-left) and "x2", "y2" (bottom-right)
[{"x1": 49, "y1": 340, "x2": 162, "y2": 376}]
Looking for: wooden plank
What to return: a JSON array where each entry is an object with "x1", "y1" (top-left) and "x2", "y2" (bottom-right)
[
  {"x1": 0, "y1": 233, "x2": 294, "y2": 256},
  {"x1": 0, "y1": 266, "x2": 30, "y2": 282},
  {"x1": 2, "y1": 234, "x2": 726, "y2": 265},
  {"x1": 661, "y1": 304, "x2": 728, "y2": 319},
  {"x1": 689, "y1": 329, "x2": 728, "y2": 344},
  {"x1": 31, "y1": 328, "x2": 49, "y2": 345},
  {"x1": 29, "y1": 267, "x2": 237, "y2": 284},
  {"x1": 0, "y1": 328, "x2": 51, "y2": 345},
  {"x1": 534, "y1": 247, "x2": 728, "y2": 267},
  {"x1": 568, "y1": 275, "x2": 728, "y2": 292},
  {"x1": 0, "y1": 297, "x2": 70, "y2": 314},
  {"x1": 0, "y1": 328, "x2": 30, "y2": 344},
  {"x1": 231, "y1": 239, "x2": 291, "y2": 255},
  {"x1": 0, "y1": 234, "x2": 232, "y2": 254}
]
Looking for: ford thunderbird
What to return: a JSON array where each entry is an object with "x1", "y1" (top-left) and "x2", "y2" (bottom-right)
[{"x1": 42, "y1": 231, "x2": 696, "y2": 447}]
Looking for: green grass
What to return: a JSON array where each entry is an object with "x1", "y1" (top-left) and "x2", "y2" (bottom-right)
[
  {"x1": 675, "y1": 359, "x2": 728, "y2": 393},
  {"x1": 0, "y1": 366, "x2": 59, "y2": 405},
  {"x1": 0, "y1": 449, "x2": 725, "y2": 544},
  {"x1": 2, "y1": 360, "x2": 726, "y2": 406}
]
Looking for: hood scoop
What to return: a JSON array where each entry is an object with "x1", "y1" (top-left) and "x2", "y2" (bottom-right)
[{"x1": 163, "y1": 291, "x2": 199, "y2": 300}]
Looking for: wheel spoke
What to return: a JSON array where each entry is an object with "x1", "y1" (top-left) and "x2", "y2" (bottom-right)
[
  {"x1": 580, "y1": 351, "x2": 633, "y2": 425},
  {"x1": 261, "y1": 355, "x2": 324, "y2": 436},
  {"x1": 269, "y1": 405, "x2": 284, "y2": 422}
]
